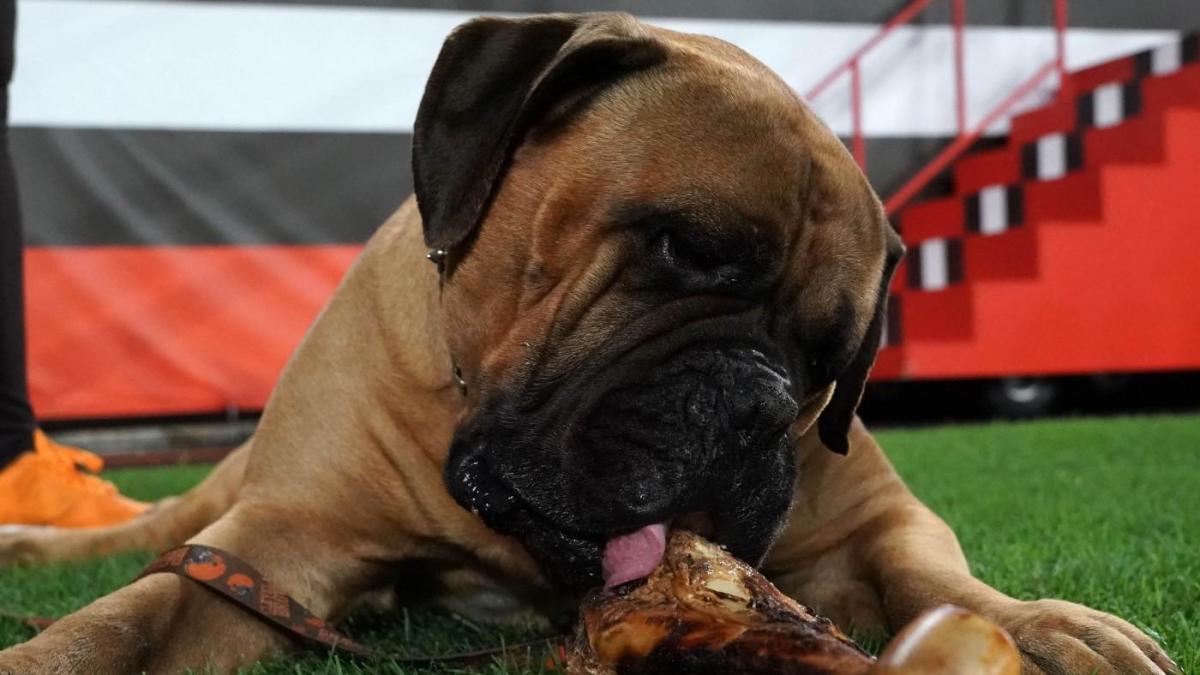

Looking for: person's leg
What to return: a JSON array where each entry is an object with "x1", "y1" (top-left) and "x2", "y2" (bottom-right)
[
  {"x1": 0, "y1": 4, "x2": 147, "y2": 528},
  {"x1": 0, "y1": 0, "x2": 35, "y2": 470}
]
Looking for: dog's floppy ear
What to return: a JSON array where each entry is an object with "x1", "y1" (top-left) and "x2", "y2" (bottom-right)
[
  {"x1": 816, "y1": 229, "x2": 903, "y2": 455},
  {"x1": 413, "y1": 13, "x2": 665, "y2": 252}
]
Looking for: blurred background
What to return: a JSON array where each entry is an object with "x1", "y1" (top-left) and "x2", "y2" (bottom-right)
[{"x1": 8, "y1": 0, "x2": 1200, "y2": 458}]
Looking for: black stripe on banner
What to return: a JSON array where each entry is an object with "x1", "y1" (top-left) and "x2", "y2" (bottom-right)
[
  {"x1": 1066, "y1": 133, "x2": 1084, "y2": 173},
  {"x1": 946, "y1": 238, "x2": 963, "y2": 285},
  {"x1": 1184, "y1": 32, "x2": 1200, "y2": 64},
  {"x1": 13, "y1": 126, "x2": 954, "y2": 246},
  {"x1": 886, "y1": 294, "x2": 902, "y2": 347},
  {"x1": 1133, "y1": 49, "x2": 1154, "y2": 78},
  {"x1": 1007, "y1": 185, "x2": 1024, "y2": 227},
  {"x1": 906, "y1": 249, "x2": 923, "y2": 290},
  {"x1": 1020, "y1": 142, "x2": 1039, "y2": 181},
  {"x1": 12, "y1": 127, "x2": 412, "y2": 246},
  {"x1": 147, "y1": 0, "x2": 1200, "y2": 30},
  {"x1": 1123, "y1": 81, "x2": 1142, "y2": 119},
  {"x1": 1076, "y1": 91, "x2": 1095, "y2": 129},
  {"x1": 964, "y1": 193, "x2": 981, "y2": 234}
]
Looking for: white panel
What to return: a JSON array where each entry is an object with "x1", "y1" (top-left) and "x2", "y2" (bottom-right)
[
  {"x1": 979, "y1": 185, "x2": 1008, "y2": 235},
  {"x1": 1036, "y1": 133, "x2": 1067, "y2": 180},
  {"x1": 919, "y1": 239, "x2": 949, "y2": 291},
  {"x1": 1093, "y1": 82, "x2": 1124, "y2": 128},
  {"x1": 1151, "y1": 41, "x2": 1182, "y2": 75},
  {"x1": 11, "y1": 0, "x2": 1178, "y2": 134}
]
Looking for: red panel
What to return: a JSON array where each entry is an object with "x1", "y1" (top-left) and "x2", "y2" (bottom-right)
[
  {"x1": 963, "y1": 228, "x2": 1038, "y2": 281},
  {"x1": 899, "y1": 197, "x2": 963, "y2": 242},
  {"x1": 1084, "y1": 115, "x2": 1165, "y2": 164},
  {"x1": 900, "y1": 286, "x2": 974, "y2": 342},
  {"x1": 25, "y1": 246, "x2": 362, "y2": 420},
  {"x1": 1009, "y1": 100, "x2": 1076, "y2": 145},
  {"x1": 1142, "y1": 65, "x2": 1200, "y2": 111},
  {"x1": 1067, "y1": 56, "x2": 1136, "y2": 95},
  {"x1": 1023, "y1": 170, "x2": 1103, "y2": 222},
  {"x1": 954, "y1": 148, "x2": 1021, "y2": 194}
]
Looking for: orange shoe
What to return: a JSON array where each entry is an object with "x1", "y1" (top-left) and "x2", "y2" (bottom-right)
[{"x1": 0, "y1": 430, "x2": 150, "y2": 528}]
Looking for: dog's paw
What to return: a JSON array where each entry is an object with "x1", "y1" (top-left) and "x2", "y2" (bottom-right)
[{"x1": 997, "y1": 598, "x2": 1179, "y2": 675}]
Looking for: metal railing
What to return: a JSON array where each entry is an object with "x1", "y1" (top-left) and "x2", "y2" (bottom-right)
[{"x1": 805, "y1": 0, "x2": 1070, "y2": 215}]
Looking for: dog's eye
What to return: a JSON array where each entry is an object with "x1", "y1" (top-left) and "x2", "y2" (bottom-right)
[{"x1": 655, "y1": 230, "x2": 726, "y2": 272}]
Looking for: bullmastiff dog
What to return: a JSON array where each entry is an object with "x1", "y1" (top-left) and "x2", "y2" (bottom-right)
[{"x1": 0, "y1": 13, "x2": 1177, "y2": 675}]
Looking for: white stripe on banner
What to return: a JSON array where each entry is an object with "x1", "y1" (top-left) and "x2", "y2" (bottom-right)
[
  {"x1": 1093, "y1": 83, "x2": 1124, "y2": 128},
  {"x1": 919, "y1": 239, "x2": 949, "y2": 291},
  {"x1": 979, "y1": 185, "x2": 1008, "y2": 235},
  {"x1": 11, "y1": 0, "x2": 1176, "y2": 135}
]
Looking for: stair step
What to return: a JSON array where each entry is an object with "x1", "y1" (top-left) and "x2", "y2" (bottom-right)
[
  {"x1": 1085, "y1": 114, "x2": 1166, "y2": 164},
  {"x1": 1024, "y1": 170, "x2": 1102, "y2": 221},
  {"x1": 1141, "y1": 63, "x2": 1200, "y2": 110},
  {"x1": 899, "y1": 285, "x2": 973, "y2": 342},
  {"x1": 872, "y1": 345, "x2": 905, "y2": 379},
  {"x1": 963, "y1": 227, "x2": 1038, "y2": 282},
  {"x1": 1010, "y1": 98, "x2": 1077, "y2": 145},
  {"x1": 899, "y1": 197, "x2": 963, "y2": 242},
  {"x1": 1066, "y1": 55, "x2": 1137, "y2": 95},
  {"x1": 954, "y1": 147, "x2": 1021, "y2": 194}
]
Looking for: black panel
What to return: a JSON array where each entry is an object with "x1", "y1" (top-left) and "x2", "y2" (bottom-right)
[
  {"x1": 946, "y1": 238, "x2": 964, "y2": 285},
  {"x1": 12, "y1": 127, "x2": 412, "y2": 246},
  {"x1": 1020, "y1": 142, "x2": 1039, "y2": 180},
  {"x1": 11, "y1": 127, "x2": 969, "y2": 246},
  {"x1": 885, "y1": 294, "x2": 902, "y2": 346},
  {"x1": 964, "y1": 193, "x2": 981, "y2": 233},
  {"x1": 1007, "y1": 185, "x2": 1024, "y2": 227},
  {"x1": 1133, "y1": 49, "x2": 1155, "y2": 77},
  {"x1": 1123, "y1": 81, "x2": 1143, "y2": 118},
  {"x1": 1066, "y1": 133, "x2": 1084, "y2": 173},
  {"x1": 1183, "y1": 32, "x2": 1200, "y2": 64},
  {"x1": 906, "y1": 247, "x2": 923, "y2": 289},
  {"x1": 1076, "y1": 90, "x2": 1095, "y2": 129}
]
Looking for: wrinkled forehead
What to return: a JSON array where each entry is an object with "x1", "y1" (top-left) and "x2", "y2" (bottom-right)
[{"x1": 543, "y1": 26, "x2": 857, "y2": 241}]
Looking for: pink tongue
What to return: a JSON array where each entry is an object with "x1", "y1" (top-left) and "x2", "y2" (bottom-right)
[{"x1": 602, "y1": 522, "x2": 668, "y2": 588}]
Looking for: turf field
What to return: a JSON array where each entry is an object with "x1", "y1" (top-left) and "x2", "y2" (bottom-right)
[{"x1": 2, "y1": 414, "x2": 1198, "y2": 673}]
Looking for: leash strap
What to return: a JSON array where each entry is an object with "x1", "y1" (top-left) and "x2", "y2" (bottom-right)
[{"x1": 136, "y1": 544, "x2": 565, "y2": 668}]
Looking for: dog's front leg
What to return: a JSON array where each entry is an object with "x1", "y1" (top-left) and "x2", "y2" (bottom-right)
[
  {"x1": 0, "y1": 572, "x2": 286, "y2": 674},
  {"x1": 768, "y1": 420, "x2": 1177, "y2": 675},
  {"x1": 0, "y1": 499, "x2": 377, "y2": 674}
]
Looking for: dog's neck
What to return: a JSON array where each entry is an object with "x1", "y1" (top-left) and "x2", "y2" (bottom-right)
[{"x1": 250, "y1": 199, "x2": 466, "y2": 477}]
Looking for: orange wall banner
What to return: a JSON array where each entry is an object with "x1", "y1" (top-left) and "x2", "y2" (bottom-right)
[{"x1": 25, "y1": 246, "x2": 361, "y2": 420}]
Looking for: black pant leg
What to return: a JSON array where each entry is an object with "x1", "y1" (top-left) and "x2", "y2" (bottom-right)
[{"x1": 0, "y1": 0, "x2": 35, "y2": 468}]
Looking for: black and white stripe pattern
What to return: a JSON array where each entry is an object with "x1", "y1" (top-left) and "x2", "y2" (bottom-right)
[
  {"x1": 1021, "y1": 132, "x2": 1085, "y2": 181},
  {"x1": 1076, "y1": 81, "x2": 1142, "y2": 129},
  {"x1": 906, "y1": 238, "x2": 964, "y2": 292},
  {"x1": 965, "y1": 184, "x2": 1024, "y2": 236},
  {"x1": 1135, "y1": 31, "x2": 1200, "y2": 76}
]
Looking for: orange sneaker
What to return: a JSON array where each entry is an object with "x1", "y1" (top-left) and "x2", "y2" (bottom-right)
[{"x1": 0, "y1": 430, "x2": 150, "y2": 528}]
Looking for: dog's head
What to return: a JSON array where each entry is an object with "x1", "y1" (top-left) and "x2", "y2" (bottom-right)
[{"x1": 413, "y1": 13, "x2": 902, "y2": 590}]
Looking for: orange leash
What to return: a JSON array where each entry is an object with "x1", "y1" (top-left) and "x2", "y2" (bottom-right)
[
  {"x1": 135, "y1": 544, "x2": 568, "y2": 668},
  {"x1": 1, "y1": 544, "x2": 567, "y2": 669}
]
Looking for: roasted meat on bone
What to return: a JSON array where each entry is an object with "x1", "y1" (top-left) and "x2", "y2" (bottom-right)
[{"x1": 568, "y1": 530, "x2": 1021, "y2": 675}]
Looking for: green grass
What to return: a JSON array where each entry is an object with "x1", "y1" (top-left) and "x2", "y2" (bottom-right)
[{"x1": 2, "y1": 414, "x2": 1198, "y2": 673}]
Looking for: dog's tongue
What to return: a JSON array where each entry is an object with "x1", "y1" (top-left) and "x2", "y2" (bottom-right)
[{"x1": 602, "y1": 522, "x2": 668, "y2": 588}]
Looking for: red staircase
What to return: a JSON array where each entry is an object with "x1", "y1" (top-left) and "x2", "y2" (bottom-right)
[{"x1": 875, "y1": 32, "x2": 1200, "y2": 380}]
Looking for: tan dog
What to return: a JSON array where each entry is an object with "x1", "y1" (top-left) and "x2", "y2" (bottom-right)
[{"x1": 0, "y1": 13, "x2": 1177, "y2": 675}]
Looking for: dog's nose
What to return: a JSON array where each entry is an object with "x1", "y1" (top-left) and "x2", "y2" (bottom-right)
[
  {"x1": 445, "y1": 443, "x2": 518, "y2": 523},
  {"x1": 608, "y1": 473, "x2": 672, "y2": 524}
]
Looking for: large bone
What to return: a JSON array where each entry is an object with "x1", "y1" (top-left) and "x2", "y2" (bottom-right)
[{"x1": 568, "y1": 530, "x2": 1020, "y2": 674}]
